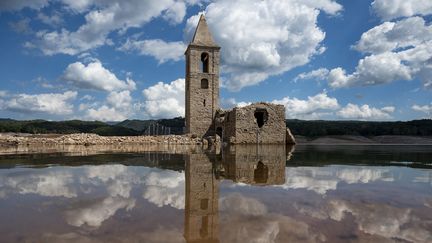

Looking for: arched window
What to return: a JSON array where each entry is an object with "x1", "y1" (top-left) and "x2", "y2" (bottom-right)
[
  {"x1": 201, "y1": 79, "x2": 209, "y2": 89},
  {"x1": 201, "y1": 52, "x2": 209, "y2": 73}
]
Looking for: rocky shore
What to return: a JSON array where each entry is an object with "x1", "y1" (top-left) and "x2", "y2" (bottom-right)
[{"x1": 0, "y1": 133, "x2": 205, "y2": 146}]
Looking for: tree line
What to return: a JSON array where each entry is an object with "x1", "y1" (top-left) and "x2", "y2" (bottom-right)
[{"x1": 0, "y1": 118, "x2": 431, "y2": 137}]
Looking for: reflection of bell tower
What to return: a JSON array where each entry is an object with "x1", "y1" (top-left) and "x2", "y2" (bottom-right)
[
  {"x1": 184, "y1": 153, "x2": 219, "y2": 243},
  {"x1": 185, "y1": 14, "x2": 221, "y2": 137}
]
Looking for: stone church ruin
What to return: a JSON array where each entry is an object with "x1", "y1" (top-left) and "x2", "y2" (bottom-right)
[{"x1": 185, "y1": 15, "x2": 295, "y2": 144}]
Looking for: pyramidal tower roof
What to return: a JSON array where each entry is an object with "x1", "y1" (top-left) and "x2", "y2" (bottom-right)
[{"x1": 190, "y1": 14, "x2": 219, "y2": 47}]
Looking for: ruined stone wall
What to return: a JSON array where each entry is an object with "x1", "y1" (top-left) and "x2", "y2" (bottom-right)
[
  {"x1": 185, "y1": 46, "x2": 220, "y2": 137},
  {"x1": 220, "y1": 109, "x2": 236, "y2": 143},
  {"x1": 221, "y1": 145, "x2": 286, "y2": 185},
  {"x1": 225, "y1": 103, "x2": 286, "y2": 144}
]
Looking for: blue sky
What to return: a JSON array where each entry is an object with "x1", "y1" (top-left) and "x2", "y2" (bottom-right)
[{"x1": 0, "y1": 0, "x2": 431, "y2": 121}]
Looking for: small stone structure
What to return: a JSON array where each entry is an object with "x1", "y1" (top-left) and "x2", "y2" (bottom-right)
[
  {"x1": 215, "y1": 103, "x2": 287, "y2": 144},
  {"x1": 185, "y1": 15, "x2": 295, "y2": 144}
]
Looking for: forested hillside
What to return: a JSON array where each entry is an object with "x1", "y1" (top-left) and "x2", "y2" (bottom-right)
[
  {"x1": 286, "y1": 119, "x2": 432, "y2": 137},
  {"x1": 0, "y1": 118, "x2": 431, "y2": 137}
]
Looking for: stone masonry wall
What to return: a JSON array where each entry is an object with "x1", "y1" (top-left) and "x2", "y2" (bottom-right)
[
  {"x1": 221, "y1": 145, "x2": 286, "y2": 185},
  {"x1": 226, "y1": 103, "x2": 286, "y2": 144},
  {"x1": 185, "y1": 46, "x2": 220, "y2": 138}
]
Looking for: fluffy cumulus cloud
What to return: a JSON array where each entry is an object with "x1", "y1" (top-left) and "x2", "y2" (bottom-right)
[
  {"x1": 337, "y1": 103, "x2": 395, "y2": 120},
  {"x1": 272, "y1": 92, "x2": 339, "y2": 119},
  {"x1": 412, "y1": 104, "x2": 432, "y2": 116},
  {"x1": 329, "y1": 16, "x2": 432, "y2": 89},
  {"x1": 63, "y1": 61, "x2": 136, "y2": 92},
  {"x1": 23, "y1": 0, "x2": 203, "y2": 55},
  {"x1": 119, "y1": 39, "x2": 186, "y2": 64},
  {"x1": 83, "y1": 90, "x2": 134, "y2": 121},
  {"x1": 142, "y1": 78, "x2": 185, "y2": 118},
  {"x1": 184, "y1": 0, "x2": 342, "y2": 91},
  {"x1": 372, "y1": 0, "x2": 432, "y2": 20},
  {"x1": 0, "y1": 91, "x2": 77, "y2": 115},
  {"x1": 85, "y1": 105, "x2": 127, "y2": 121}
]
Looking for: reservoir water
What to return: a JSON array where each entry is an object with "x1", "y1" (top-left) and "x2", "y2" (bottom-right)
[{"x1": 0, "y1": 145, "x2": 431, "y2": 242}]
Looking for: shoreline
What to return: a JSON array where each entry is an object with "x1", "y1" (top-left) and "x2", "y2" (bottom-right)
[
  {"x1": 1, "y1": 133, "x2": 432, "y2": 146},
  {"x1": 0, "y1": 133, "x2": 431, "y2": 155}
]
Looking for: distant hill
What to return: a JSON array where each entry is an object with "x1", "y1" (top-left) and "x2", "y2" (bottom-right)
[
  {"x1": 0, "y1": 118, "x2": 431, "y2": 137},
  {"x1": 116, "y1": 119, "x2": 156, "y2": 131},
  {"x1": 286, "y1": 119, "x2": 432, "y2": 137},
  {"x1": 0, "y1": 119, "x2": 140, "y2": 136},
  {"x1": 117, "y1": 117, "x2": 185, "y2": 135}
]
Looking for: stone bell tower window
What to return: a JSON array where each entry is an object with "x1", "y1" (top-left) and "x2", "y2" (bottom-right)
[
  {"x1": 201, "y1": 52, "x2": 209, "y2": 73},
  {"x1": 201, "y1": 79, "x2": 209, "y2": 89}
]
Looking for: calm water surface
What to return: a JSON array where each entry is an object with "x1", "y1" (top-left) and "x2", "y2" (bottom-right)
[{"x1": 0, "y1": 145, "x2": 431, "y2": 243}]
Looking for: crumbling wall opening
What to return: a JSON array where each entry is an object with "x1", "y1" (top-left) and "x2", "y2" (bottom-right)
[
  {"x1": 216, "y1": 127, "x2": 222, "y2": 137},
  {"x1": 201, "y1": 52, "x2": 209, "y2": 73},
  {"x1": 201, "y1": 79, "x2": 209, "y2": 89},
  {"x1": 254, "y1": 161, "x2": 268, "y2": 183},
  {"x1": 254, "y1": 109, "x2": 268, "y2": 128}
]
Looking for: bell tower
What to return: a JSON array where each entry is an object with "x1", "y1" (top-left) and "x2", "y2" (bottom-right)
[{"x1": 185, "y1": 14, "x2": 220, "y2": 137}]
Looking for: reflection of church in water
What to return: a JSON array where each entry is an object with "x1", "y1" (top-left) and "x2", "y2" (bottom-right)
[{"x1": 184, "y1": 145, "x2": 294, "y2": 243}]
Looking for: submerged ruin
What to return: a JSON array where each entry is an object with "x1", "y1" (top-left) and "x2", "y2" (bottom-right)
[{"x1": 185, "y1": 15, "x2": 295, "y2": 144}]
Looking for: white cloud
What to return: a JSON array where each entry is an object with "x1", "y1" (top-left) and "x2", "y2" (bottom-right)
[
  {"x1": 372, "y1": 0, "x2": 432, "y2": 20},
  {"x1": 272, "y1": 92, "x2": 339, "y2": 119},
  {"x1": 328, "y1": 200, "x2": 432, "y2": 243},
  {"x1": 294, "y1": 68, "x2": 329, "y2": 82},
  {"x1": 412, "y1": 104, "x2": 432, "y2": 115},
  {"x1": 120, "y1": 39, "x2": 186, "y2": 64},
  {"x1": 0, "y1": 91, "x2": 77, "y2": 115},
  {"x1": 81, "y1": 90, "x2": 134, "y2": 122},
  {"x1": 106, "y1": 90, "x2": 132, "y2": 110},
  {"x1": 329, "y1": 17, "x2": 432, "y2": 89},
  {"x1": 277, "y1": 166, "x2": 394, "y2": 195},
  {"x1": 354, "y1": 17, "x2": 432, "y2": 54},
  {"x1": 0, "y1": 169, "x2": 77, "y2": 198},
  {"x1": 328, "y1": 53, "x2": 413, "y2": 88},
  {"x1": 63, "y1": 61, "x2": 136, "y2": 92},
  {"x1": 337, "y1": 103, "x2": 395, "y2": 120},
  {"x1": 142, "y1": 78, "x2": 185, "y2": 119},
  {"x1": 85, "y1": 105, "x2": 127, "y2": 121},
  {"x1": 65, "y1": 197, "x2": 136, "y2": 227},
  {"x1": 184, "y1": 0, "x2": 342, "y2": 91},
  {"x1": 27, "y1": 0, "x2": 202, "y2": 55},
  {"x1": 37, "y1": 12, "x2": 63, "y2": 27},
  {"x1": 219, "y1": 193, "x2": 267, "y2": 216},
  {"x1": 219, "y1": 193, "x2": 324, "y2": 243},
  {"x1": 142, "y1": 169, "x2": 185, "y2": 209}
]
